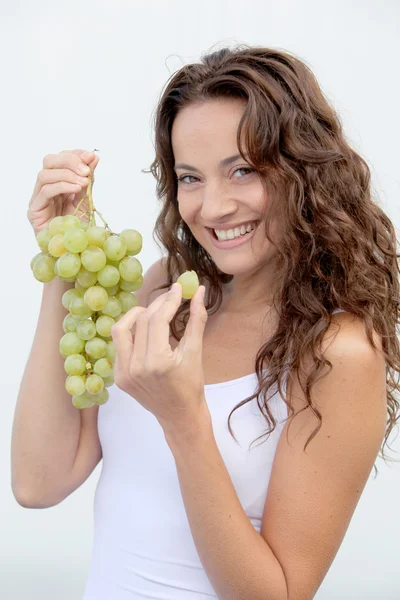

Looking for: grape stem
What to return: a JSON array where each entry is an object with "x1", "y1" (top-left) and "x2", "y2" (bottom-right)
[{"x1": 73, "y1": 171, "x2": 114, "y2": 234}]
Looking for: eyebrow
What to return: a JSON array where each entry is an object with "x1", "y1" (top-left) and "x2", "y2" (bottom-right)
[{"x1": 174, "y1": 153, "x2": 248, "y2": 173}]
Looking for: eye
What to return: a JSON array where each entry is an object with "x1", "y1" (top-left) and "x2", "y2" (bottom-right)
[{"x1": 177, "y1": 167, "x2": 254, "y2": 185}]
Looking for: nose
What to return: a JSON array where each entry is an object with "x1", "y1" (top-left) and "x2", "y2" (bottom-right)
[{"x1": 199, "y1": 179, "x2": 237, "y2": 223}]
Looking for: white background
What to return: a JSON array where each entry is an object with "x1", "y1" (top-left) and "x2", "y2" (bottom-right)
[{"x1": 1, "y1": 1, "x2": 399, "y2": 598}]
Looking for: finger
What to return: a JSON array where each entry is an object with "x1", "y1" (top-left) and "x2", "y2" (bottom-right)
[
  {"x1": 147, "y1": 283, "x2": 183, "y2": 358},
  {"x1": 177, "y1": 285, "x2": 207, "y2": 358},
  {"x1": 111, "y1": 291, "x2": 169, "y2": 372},
  {"x1": 131, "y1": 291, "x2": 171, "y2": 365}
]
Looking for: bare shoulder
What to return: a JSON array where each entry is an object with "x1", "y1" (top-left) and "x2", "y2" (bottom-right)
[{"x1": 259, "y1": 311, "x2": 387, "y2": 599}]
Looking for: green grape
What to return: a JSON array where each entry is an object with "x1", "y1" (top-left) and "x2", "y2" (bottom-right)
[
  {"x1": 30, "y1": 252, "x2": 44, "y2": 271},
  {"x1": 54, "y1": 261, "x2": 75, "y2": 282},
  {"x1": 80, "y1": 220, "x2": 89, "y2": 231},
  {"x1": 96, "y1": 315, "x2": 115, "y2": 338},
  {"x1": 118, "y1": 256, "x2": 142, "y2": 282},
  {"x1": 77, "y1": 267, "x2": 97, "y2": 288},
  {"x1": 86, "y1": 374, "x2": 104, "y2": 394},
  {"x1": 63, "y1": 228, "x2": 88, "y2": 253},
  {"x1": 48, "y1": 234, "x2": 68, "y2": 258},
  {"x1": 33, "y1": 255, "x2": 56, "y2": 283},
  {"x1": 176, "y1": 270, "x2": 200, "y2": 299},
  {"x1": 106, "y1": 340, "x2": 116, "y2": 363},
  {"x1": 106, "y1": 259, "x2": 120, "y2": 268},
  {"x1": 104, "y1": 284, "x2": 119, "y2": 296},
  {"x1": 62, "y1": 288, "x2": 83, "y2": 310},
  {"x1": 64, "y1": 354, "x2": 86, "y2": 376},
  {"x1": 97, "y1": 265, "x2": 120, "y2": 287},
  {"x1": 81, "y1": 246, "x2": 107, "y2": 272},
  {"x1": 75, "y1": 281, "x2": 86, "y2": 292},
  {"x1": 101, "y1": 297, "x2": 122, "y2": 318},
  {"x1": 87, "y1": 226, "x2": 107, "y2": 247},
  {"x1": 93, "y1": 357, "x2": 113, "y2": 378},
  {"x1": 63, "y1": 313, "x2": 79, "y2": 333},
  {"x1": 69, "y1": 297, "x2": 93, "y2": 320},
  {"x1": 66, "y1": 375, "x2": 86, "y2": 395},
  {"x1": 120, "y1": 229, "x2": 142, "y2": 255},
  {"x1": 116, "y1": 291, "x2": 138, "y2": 313},
  {"x1": 89, "y1": 388, "x2": 109, "y2": 405},
  {"x1": 48, "y1": 216, "x2": 66, "y2": 237},
  {"x1": 76, "y1": 319, "x2": 97, "y2": 340},
  {"x1": 86, "y1": 337, "x2": 107, "y2": 359},
  {"x1": 119, "y1": 275, "x2": 143, "y2": 292},
  {"x1": 60, "y1": 332, "x2": 85, "y2": 357},
  {"x1": 103, "y1": 375, "x2": 114, "y2": 388},
  {"x1": 72, "y1": 391, "x2": 96, "y2": 409},
  {"x1": 36, "y1": 228, "x2": 51, "y2": 252},
  {"x1": 103, "y1": 235, "x2": 127, "y2": 261},
  {"x1": 84, "y1": 286, "x2": 109, "y2": 311},
  {"x1": 63, "y1": 215, "x2": 82, "y2": 231},
  {"x1": 57, "y1": 252, "x2": 81, "y2": 278}
]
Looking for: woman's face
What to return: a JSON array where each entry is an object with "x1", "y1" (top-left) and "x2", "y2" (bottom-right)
[{"x1": 171, "y1": 98, "x2": 277, "y2": 279}]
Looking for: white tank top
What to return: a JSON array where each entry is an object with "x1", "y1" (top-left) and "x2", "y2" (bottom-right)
[{"x1": 82, "y1": 308, "x2": 346, "y2": 599}]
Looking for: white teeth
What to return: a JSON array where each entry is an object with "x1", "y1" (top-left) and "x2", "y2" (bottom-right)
[{"x1": 214, "y1": 221, "x2": 258, "y2": 241}]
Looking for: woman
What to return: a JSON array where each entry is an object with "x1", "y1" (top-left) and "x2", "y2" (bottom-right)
[{"x1": 13, "y1": 45, "x2": 399, "y2": 599}]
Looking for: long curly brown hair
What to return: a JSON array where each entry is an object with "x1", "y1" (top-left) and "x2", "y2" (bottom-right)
[{"x1": 144, "y1": 44, "x2": 400, "y2": 477}]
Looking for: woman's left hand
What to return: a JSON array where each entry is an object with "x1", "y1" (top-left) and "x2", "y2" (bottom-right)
[{"x1": 111, "y1": 282, "x2": 211, "y2": 437}]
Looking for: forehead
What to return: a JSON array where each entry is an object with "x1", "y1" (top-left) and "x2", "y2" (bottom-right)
[{"x1": 171, "y1": 98, "x2": 247, "y2": 155}]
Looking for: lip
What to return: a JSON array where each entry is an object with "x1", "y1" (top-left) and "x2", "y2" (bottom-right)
[{"x1": 206, "y1": 222, "x2": 259, "y2": 249}]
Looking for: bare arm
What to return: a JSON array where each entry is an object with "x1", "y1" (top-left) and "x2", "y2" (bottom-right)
[{"x1": 11, "y1": 277, "x2": 101, "y2": 507}]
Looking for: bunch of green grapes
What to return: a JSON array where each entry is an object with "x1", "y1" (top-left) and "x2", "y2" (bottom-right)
[{"x1": 31, "y1": 208, "x2": 143, "y2": 409}]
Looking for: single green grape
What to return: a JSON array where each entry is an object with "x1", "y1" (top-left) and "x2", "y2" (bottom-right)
[
  {"x1": 93, "y1": 357, "x2": 113, "y2": 379},
  {"x1": 57, "y1": 252, "x2": 81, "y2": 278},
  {"x1": 116, "y1": 291, "x2": 137, "y2": 313},
  {"x1": 33, "y1": 255, "x2": 57, "y2": 283},
  {"x1": 64, "y1": 354, "x2": 87, "y2": 376},
  {"x1": 63, "y1": 228, "x2": 88, "y2": 253},
  {"x1": 75, "y1": 281, "x2": 86, "y2": 292},
  {"x1": 103, "y1": 375, "x2": 115, "y2": 388},
  {"x1": 106, "y1": 340, "x2": 116, "y2": 363},
  {"x1": 87, "y1": 226, "x2": 107, "y2": 248},
  {"x1": 89, "y1": 388, "x2": 109, "y2": 405},
  {"x1": 86, "y1": 374, "x2": 104, "y2": 394},
  {"x1": 96, "y1": 315, "x2": 115, "y2": 338},
  {"x1": 36, "y1": 228, "x2": 51, "y2": 252},
  {"x1": 97, "y1": 265, "x2": 120, "y2": 287},
  {"x1": 85, "y1": 337, "x2": 107, "y2": 359},
  {"x1": 63, "y1": 313, "x2": 80, "y2": 333},
  {"x1": 118, "y1": 256, "x2": 142, "y2": 282},
  {"x1": 119, "y1": 229, "x2": 142, "y2": 255},
  {"x1": 69, "y1": 297, "x2": 93, "y2": 320},
  {"x1": 30, "y1": 252, "x2": 44, "y2": 271},
  {"x1": 77, "y1": 267, "x2": 97, "y2": 288},
  {"x1": 66, "y1": 375, "x2": 86, "y2": 396},
  {"x1": 76, "y1": 319, "x2": 97, "y2": 340},
  {"x1": 119, "y1": 275, "x2": 143, "y2": 292},
  {"x1": 63, "y1": 215, "x2": 82, "y2": 231},
  {"x1": 84, "y1": 286, "x2": 109, "y2": 311},
  {"x1": 60, "y1": 332, "x2": 85, "y2": 357},
  {"x1": 72, "y1": 391, "x2": 96, "y2": 409},
  {"x1": 62, "y1": 288, "x2": 83, "y2": 310},
  {"x1": 54, "y1": 260, "x2": 76, "y2": 282},
  {"x1": 176, "y1": 270, "x2": 200, "y2": 299},
  {"x1": 101, "y1": 297, "x2": 122, "y2": 318},
  {"x1": 81, "y1": 246, "x2": 107, "y2": 272},
  {"x1": 48, "y1": 216, "x2": 66, "y2": 237},
  {"x1": 104, "y1": 284, "x2": 120, "y2": 296},
  {"x1": 48, "y1": 234, "x2": 68, "y2": 258},
  {"x1": 103, "y1": 235, "x2": 127, "y2": 261}
]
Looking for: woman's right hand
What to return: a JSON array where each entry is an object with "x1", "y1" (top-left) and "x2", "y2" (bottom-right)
[{"x1": 28, "y1": 149, "x2": 100, "y2": 236}]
